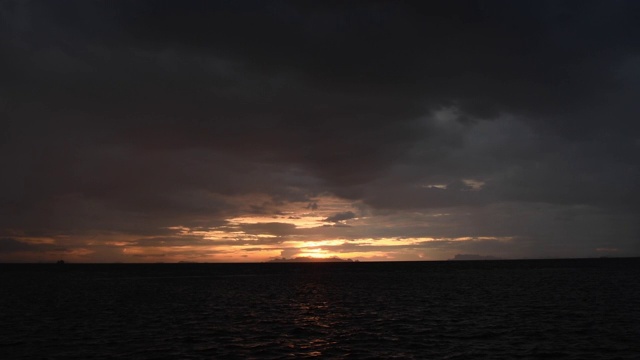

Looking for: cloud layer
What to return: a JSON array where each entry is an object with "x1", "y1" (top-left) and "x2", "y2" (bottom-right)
[{"x1": 1, "y1": 1, "x2": 639, "y2": 262}]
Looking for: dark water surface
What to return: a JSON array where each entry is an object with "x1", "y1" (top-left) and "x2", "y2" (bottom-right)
[{"x1": 1, "y1": 258, "x2": 639, "y2": 359}]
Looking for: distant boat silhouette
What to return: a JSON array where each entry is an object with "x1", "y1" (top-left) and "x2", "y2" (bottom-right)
[{"x1": 56, "y1": 260, "x2": 65, "y2": 265}]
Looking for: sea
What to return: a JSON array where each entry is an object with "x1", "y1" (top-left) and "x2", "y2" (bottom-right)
[{"x1": 1, "y1": 258, "x2": 639, "y2": 359}]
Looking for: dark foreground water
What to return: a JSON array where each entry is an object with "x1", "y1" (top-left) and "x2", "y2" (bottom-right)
[{"x1": 1, "y1": 258, "x2": 639, "y2": 359}]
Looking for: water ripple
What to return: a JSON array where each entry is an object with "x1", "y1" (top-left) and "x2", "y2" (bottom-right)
[{"x1": 1, "y1": 259, "x2": 639, "y2": 359}]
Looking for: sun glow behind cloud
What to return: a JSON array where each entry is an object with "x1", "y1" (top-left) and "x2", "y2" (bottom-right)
[
  {"x1": 1, "y1": 193, "x2": 521, "y2": 263},
  {"x1": 0, "y1": 186, "x2": 530, "y2": 263}
]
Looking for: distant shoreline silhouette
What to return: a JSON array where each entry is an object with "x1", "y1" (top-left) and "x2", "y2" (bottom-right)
[
  {"x1": 267, "y1": 256, "x2": 358, "y2": 263},
  {"x1": 448, "y1": 254, "x2": 503, "y2": 261}
]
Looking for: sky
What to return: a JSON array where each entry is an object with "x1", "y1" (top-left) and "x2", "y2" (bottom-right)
[{"x1": 1, "y1": 1, "x2": 639, "y2": 263}]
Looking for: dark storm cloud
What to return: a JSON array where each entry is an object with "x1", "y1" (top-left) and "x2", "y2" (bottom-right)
[
  {"x1": 132, "y1": 236, "x2": 208, "y2": 248},
  {"x1": 0, "y1": 238, "x2": 65, "y2": 254},
  {"x1": 1, "y1": 0, "x2": 639, "y2": 259},
  {"x1": 324, "y1": 211, "x2": 357, "y2": 223}
]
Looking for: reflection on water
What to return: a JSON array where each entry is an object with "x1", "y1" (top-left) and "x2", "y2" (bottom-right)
[
  {"x1": 289, "y1": 282, "x2": 337, "y2": 357},
  {"x1": 1, "y1": 259, "x2": 639, "y2": 359}
]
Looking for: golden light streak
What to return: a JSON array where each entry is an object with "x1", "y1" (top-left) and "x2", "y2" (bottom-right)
[
  {"x1": 227, "y1": 215, "x2": 325, "y2": 229},
  {"x1": 17, "y1": 237, "x2": 57, "y2": 245}
]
